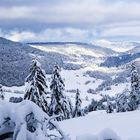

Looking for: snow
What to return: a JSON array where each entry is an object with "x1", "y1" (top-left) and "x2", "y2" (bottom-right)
[
  {"x1": 31, "y1": 44, "x2": 104, "y2": 58},
  {"x1": 3, "y1": 68, "x2": 130, "y2": 107},
  {"x1": 92, "y1": 40, "x2": 135, "y2": 52},
  {"x1": 0, "y1": 66, "x2": 139, "y2": 140},
  {"x1": 0, "y1": 100, "x2": 68, "y2": 140},
  {"x1": 1, "y1": 65, "x2": 137, "y2": 140},
  {"x1": 61, "y1": 69, "x2": 103, "y2": 107},
  {"x1": 100, "y1": 83, "x2": 131, "y2": 96},
  {"x1": 3, "y1": 85, "x2": 24, "y2": 94},
  {"x1": 59, "y1": 110, "x2": 140, "y2": 140},
  {"x1": 4, "y1": 99, "x2": 134, "y2": 140},
  {"x1": 76, "y1": 128, "x2": 121, "y2": 140}
]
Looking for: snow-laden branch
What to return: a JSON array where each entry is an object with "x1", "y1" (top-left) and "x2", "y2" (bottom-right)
[{"x1": 0, "y1": 100, "x2": 69, "y2": 140}]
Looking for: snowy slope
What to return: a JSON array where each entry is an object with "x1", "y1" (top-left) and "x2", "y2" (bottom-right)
[
  {"x1": 92, "y1": 40, "x2": 138, "y2": 52},
  {"x1": 59, "y1": 110, "x2": 140, "y2": 140},
  {"x1": 30, "y1": 42, "x2": 116, "y2": 57}
]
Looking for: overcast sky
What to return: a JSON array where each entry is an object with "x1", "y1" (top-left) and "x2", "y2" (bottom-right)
[{"x1": 0, "y1": 0, "x2": 140, "y2": 42}]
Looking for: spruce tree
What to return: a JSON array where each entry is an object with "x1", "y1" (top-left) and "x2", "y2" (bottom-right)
[
  {"x1": 0, "y1": 84, "x2": 4, "y2": 100},
  {"x1": 106, "y1": 99, "x2": 114, "y2": 113},
  {"x1": 49, "y1": 65, "x2": 72, "y2": 120},
  {"x1": 129, "y1": 63, "x2": 140, "y2": 110},
  {"x1": 24, "y1": 59, "x2": 49, "y2": 113},
  {"x1": 73, "y1": 89, "x2": 82, "y2": 117},
  {"x1": 88, "y1": 99, "x2": 98, "y2": 112},
  {"x1": 116, "y1": 87, "x2": 130, "y2": 112}
]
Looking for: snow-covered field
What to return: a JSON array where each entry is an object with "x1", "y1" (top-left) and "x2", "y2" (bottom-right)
[{"x1": 60, "y1": 110, "x2": 140, "y2": 140}]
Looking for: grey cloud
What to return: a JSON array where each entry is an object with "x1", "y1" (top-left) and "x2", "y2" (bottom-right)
[{"x1": 0, "y1": 0, "x2": 140, "y2": 41}]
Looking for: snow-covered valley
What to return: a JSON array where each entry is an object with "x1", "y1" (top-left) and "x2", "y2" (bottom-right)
[
  {"x1": 1, "y1": 38, "x2": 140, "y2": 140},
  {"x1": 3, "y1": 68, "x2": 130, "y2": 108}
]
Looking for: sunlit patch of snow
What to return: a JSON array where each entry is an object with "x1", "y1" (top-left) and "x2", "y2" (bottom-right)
[{"x1": 31, "y1": 44, "x2": 104, "y2": 57}]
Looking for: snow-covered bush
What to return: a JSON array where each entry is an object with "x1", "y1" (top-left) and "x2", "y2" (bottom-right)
[
  {"x1": 87, "y1": 98, "x2": 106, "y2": 112},
  {"x1": 87, "y1": 89, "x2": 97, "y2": 94},
  {"x1": 106, "y1": 99, "x2": 114, "y2": 113},
  {"x1": 98, "y1": 128, "x2": 121, "y2": 140},
  {"x1": 0, "y1": 100, "x2": 69, "y2": 140},
  {"x1": 99, "y1": 95, "x2": 114, "y2": 113},
  {"x1": 88, "y1": 99, "x2": 99, "y2": 112}
]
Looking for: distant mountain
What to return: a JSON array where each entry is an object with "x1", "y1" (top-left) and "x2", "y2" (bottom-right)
[
  {"x1": 92, "y1": 40, "x2": 139, "y2": 52},
  {"x1": 126, "y1": 45, "x2": 140, "y2": 54},
  {"x1": 28, "y1": 42, "x2": 117, "y2": 57},
  {"x1": 100, "y1": 52, "x2": 140, "y2": 67},
  {"x1": 94, "y1": 40, "x2": 140, "y2": 67},
  {"x1": 0, "y1": 38, "x2": 72, "y2": 86},
  {"x1": 0, "y1": 37, "x2": 140, "y2": 88}
]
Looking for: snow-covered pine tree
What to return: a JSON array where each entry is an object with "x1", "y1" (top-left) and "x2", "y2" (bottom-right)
[
  {"x1": 0, "y1": 84, "x2": 4, "y2": 100},
  {"x1": 88, "y1": 99, "x2": 98, "y2": 112},
  {"x1": 106, "y1": 99, "x2": 114, "y2": 113},
  {"x1": 73, "y1": 89, "x2": 83, "y2": 117},
  {"x1": 129, "y1": 63, "x2": 140, "y2": 110},
  {"x1": 24, "y1": 58, "x2": 49, "y2": 113},
  {"x1": 67, "y1": 96, "x2": 73, "y2": 118},
  {"x1": 49, "y1": 65, "x2": 72, "y2": 120},
  {"x1": 115, "y1": 86, "x2": 130, "y2": 112}
]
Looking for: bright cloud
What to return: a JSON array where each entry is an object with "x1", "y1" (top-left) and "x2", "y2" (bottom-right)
[{"x1": 1, "y1": 28, "x2": 94, "y2": 42}]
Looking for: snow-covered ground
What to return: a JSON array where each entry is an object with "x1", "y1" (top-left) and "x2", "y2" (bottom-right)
[
  {"x1": 92, "y1": 40, "x2": 136, "y2": 52},
  {"x1": 100, "y1": 83, "x2": 131, "y2": 97},
  {"x1": 1, "y1": 97, "x2": 140, "y2": 140},
  {"x1": 59, "y1": 110, "x2": 140, "y2": 140}
]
